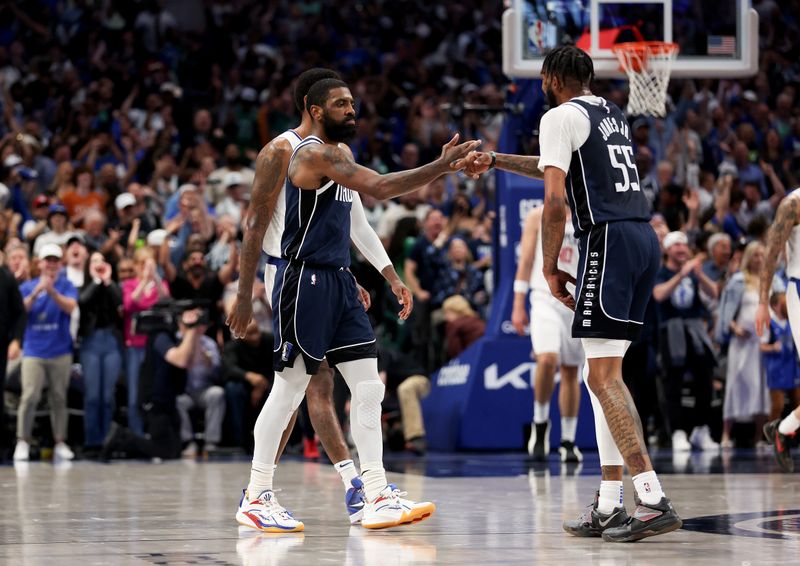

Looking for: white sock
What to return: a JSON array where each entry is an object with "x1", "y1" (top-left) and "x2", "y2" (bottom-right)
[
  {"x1": 561, "y1": 417, "x2": 578, "y2": 442},
  {"x1": 247, "y1": 462, "x2": 276, "y2": 498},
  {"x1": 534, "y1": 401, "x2": 550, "y2": 424},
  {"x1": 779, "y1": 412, "x2": 800, "y2": 435},
  {"x1": 334, "y1": 459, "x2": 358, "y2": 490},
  {"x1": 361, "y1": 461, "x2": 387, "y2": 502},
  {"x1": 632, "y1": 470, "x2": 665, "y2": 506},
  {"x1": 597, "y1": 480, "x2": 623, "y2": 514}
]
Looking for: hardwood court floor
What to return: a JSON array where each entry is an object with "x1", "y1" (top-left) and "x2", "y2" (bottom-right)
[{"x1": 2, "y1": 451, "x2": 800, "y2": 565}]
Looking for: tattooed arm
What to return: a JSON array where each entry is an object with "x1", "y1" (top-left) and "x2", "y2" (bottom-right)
[
  {"x1": 451, "y1": 151, "x2": 544, "y2": 180},
  {"x1": 756, "y1": 193, "x2": 800, "y2": 336},
  {"x1": 226, "y1": 139, "x2": 291, "y2": 338},
  {"x1": 494, "y1": 154, "x2": 545, "y2": 180},
  {"x1": 541, "y1": 166, "x2": 575, "y2": 310},
  {"x1": 288, "y1": 134, "x2": 480, "y2": 200}
]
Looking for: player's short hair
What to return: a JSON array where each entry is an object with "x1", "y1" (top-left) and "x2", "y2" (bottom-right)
[
  {"x1": 770, "y1": 291, "x2": 785, "y2": 308},
  {"x1": 305, "y1": 78, "x2": 349, "y2": 113},
  {"x1": 294, "y1": 68, "x2": 341, "y2": 113},
  {"x1": 541, "y1": 45, "x2": 594, "y2": 88}
]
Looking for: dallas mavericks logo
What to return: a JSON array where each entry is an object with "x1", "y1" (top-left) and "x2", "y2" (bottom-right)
[
  {"x1": 336, "y1": 185, "x2": 354, "y2": 203},
  {"x1": 671, "y1": 277, "x2": 695, "y2": 310}
]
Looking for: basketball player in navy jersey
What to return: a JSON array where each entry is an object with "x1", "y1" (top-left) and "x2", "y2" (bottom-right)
[
  {"x1": 240, "y1": 77, "x2": 479, "y2": 530},
  {"x1": 228, "y1": 69, "x2": 418, "y2": 531},
  {"x1": 455, "y1": 46, "x2": 681, "y2": 542}
]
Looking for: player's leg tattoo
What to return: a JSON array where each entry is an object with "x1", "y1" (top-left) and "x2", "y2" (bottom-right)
[{"x1": 593, "y1": 377, "x2": 652, "y2": 476}]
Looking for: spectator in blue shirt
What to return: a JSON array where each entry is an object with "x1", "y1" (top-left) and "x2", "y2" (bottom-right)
[
  {"x1": 733, "y1": 141, "x2": 768, "y2": 197},
  {"x1": 14, "y1": 243, "x2": 78, "y2": 462},
  {"x1": 431, "y1": 238, "x2": 487, "y2": 311}
]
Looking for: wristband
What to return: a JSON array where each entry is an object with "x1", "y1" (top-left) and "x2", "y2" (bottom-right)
[
  {"x1": 488, "y1": 151, "x2": 497, "y2": 170},
  {"x1": 513, "y1": 279, "x2": 529, "y2": 294}
]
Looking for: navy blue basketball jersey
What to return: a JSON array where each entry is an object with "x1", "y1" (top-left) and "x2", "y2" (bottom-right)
[
  {"x1": 282, "y1": 136, "x2": 353, "y2": 268},
  {"x1": 564, "y1": 99, "x2": 650, "y2": 238}
]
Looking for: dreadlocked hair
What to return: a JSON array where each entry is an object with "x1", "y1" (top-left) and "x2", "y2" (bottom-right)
[{"x1": 541, "y1": 46, "x2": 594, "y2": 89}]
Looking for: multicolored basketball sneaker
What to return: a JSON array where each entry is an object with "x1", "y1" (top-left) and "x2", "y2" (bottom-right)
[
  {"x1": 236, "y1": 489, "x2": 304, "y2": 533},
  {"x1": 346, "y1": 477, "x2": 366, "y2": 524},
  {"x1": 361, "y1": 484, "x2": 436, "y2": 530}
]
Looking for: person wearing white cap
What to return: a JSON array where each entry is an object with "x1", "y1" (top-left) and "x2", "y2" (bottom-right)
[
  {"x1": 115, "y1": 192, "x2": 137, "y2": 211},
  {"x1": 14, "y1": 243, "x2": 79, "y2": 462},
  {"x1": 214, "y1": 171, "x2": 247, "y2": 225},
  {"x1": 113, "y1": 192, "x2": 139, "y2": 253},
  {"x1": 146, "y1": 228, "x2": 168, "y2": 249},
  {"x1": 653, "y1": 231, "x2": 719, "y2": 453},
  {"x1": 207, "y1": 144, "x2": 255, "y2": 205}
]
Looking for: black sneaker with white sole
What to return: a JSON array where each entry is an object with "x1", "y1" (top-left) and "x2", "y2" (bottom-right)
[
  {"x1": 563, "y1": 491, "x2": 629, "y2": 537},
  {"x1": 763, "y1": 419, "x2": 795, "y2": 473},
  {"x1": 528, "y1": 421, "x2": 550, "y2": 462},
  {"x1": 601, "y1": 495, "x2": 683, "y2": 543},
  {"x1": 559, "y1": 440, "x2": 583, "y2": 463}
]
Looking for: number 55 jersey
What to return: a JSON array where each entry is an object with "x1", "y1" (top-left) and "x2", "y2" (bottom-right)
[{"x1": 537, "y1": 95, "x2": 658, "y2": 342}]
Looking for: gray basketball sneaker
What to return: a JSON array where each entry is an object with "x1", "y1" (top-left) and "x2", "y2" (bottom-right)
[
  {"x1": 563, "y1": 491, "x2": 629, "y2": 537},
  {"x1": 601, "y1": 494, "x2": 682, "y2": 542}
]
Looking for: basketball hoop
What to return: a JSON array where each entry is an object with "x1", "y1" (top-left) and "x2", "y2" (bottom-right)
[{"x1": 612, "y1": 42, "x2": 679, "y2": 117}]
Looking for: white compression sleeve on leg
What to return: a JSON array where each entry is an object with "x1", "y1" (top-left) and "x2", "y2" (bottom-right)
[
  {"x1": 248, "y1": 359, "x2": 312, "y2": 496},
  {"x1": 582, "y1": 362, "x2": 624, "y2": 467},
  {"x1": 338, "y1": 358, "x2": 387, "y2": 502}
]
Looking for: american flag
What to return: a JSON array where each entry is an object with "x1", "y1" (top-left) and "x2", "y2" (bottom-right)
[{"x1": 708, "y1": 35, "x2": 736, "y2": 55}]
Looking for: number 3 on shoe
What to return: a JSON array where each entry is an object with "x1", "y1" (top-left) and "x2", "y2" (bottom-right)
[{"x1": 236, "y1": 489, "x2": 305, "y2": 533}]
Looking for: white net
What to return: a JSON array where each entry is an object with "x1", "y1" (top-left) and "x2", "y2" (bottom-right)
[{"x1": 612, "y1": 42, "x2": 679, "y2": 117}]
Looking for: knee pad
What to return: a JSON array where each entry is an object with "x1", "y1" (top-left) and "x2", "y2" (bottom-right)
[{"x1": 355, "y1": 380, "x2": 385, "y2": 430}]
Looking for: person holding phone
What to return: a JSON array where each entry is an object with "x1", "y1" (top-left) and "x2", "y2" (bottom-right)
[{"x1": 79, "y1": 251, "x2": 124, "y2": 452}]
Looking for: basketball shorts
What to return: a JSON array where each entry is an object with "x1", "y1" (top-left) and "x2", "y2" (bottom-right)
[
  {"x1": 572, "y1": 220, "x2": 660, "y2": 341},
  {"x1": 530, "y1": 291, "x2": 583, "y2": 366},
  {"x1": 272, "y1": 261, "x2": 377, "y2": 375},
  {"x1": 786, "y1": 278, "x2": 800, "y2": 353},
  {"x1": 263, "y1": 258, "x2": 279, "y2": 309}
]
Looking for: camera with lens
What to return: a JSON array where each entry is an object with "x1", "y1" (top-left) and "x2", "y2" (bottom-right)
[{"x1": 132, "y1": 299, "x2": 210, "y2": 335}]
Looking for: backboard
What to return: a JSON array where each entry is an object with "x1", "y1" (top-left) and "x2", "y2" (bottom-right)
[{"x1": 502, "y1": 0, "x2": 759, "y2": 79}]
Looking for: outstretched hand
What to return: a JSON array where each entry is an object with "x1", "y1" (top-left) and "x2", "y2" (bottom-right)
[
  {"x1": 451, "y1": 151, "x2": 492, "y2": 179},
  {"x1": 545, "y1": 270, "x2": 577, "y2": 311},
  {"x1": 440, "y1": 134, "x2": 481, "y2": 172}
]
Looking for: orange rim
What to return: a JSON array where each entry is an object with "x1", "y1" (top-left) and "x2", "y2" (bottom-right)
[{"x1": 612, "y1": 41, "x2": 679, "y2": 73}]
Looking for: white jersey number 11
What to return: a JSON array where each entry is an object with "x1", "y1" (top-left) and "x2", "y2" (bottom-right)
[{"x1": 607, "y1": 145, "x2": 640, "y2": 193}]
